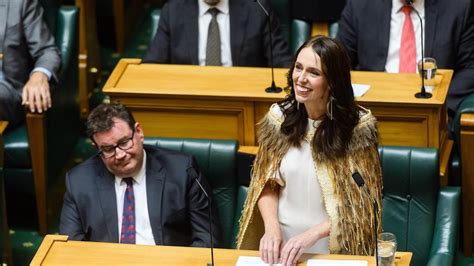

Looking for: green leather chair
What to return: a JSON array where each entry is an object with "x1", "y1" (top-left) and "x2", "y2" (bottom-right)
[
  {"x1": 379, "y1": 146, "x2": 459, "y2": 266},
  {"x1": 144, "y1": 137, "x2": 239, "y2": 248},
  {"x1": 232, "y1": 146, "x2": 460, "y2": 265},
  {"x1": 2, "y1": 4, "x2": 79, "y2": 234}
]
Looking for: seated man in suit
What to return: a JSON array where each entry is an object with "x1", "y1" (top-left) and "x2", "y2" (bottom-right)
[
  {"x1": 336, "y1": 0, "x2": 474, "y2": 127},
  {"x1": 0, "y1": 0, "x2": 61, "y2": 130},
  {"x1": 59, "y1": 103, "x2": 221, "y2": 247},
  {"x1": 142, "y1": 0, "x2": 293, "y2": 68}
]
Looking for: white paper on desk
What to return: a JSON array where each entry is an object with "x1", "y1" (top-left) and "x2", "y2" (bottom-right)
[
  {"x1": 307, "y1": 259, "x2": 368, "y2": 266},
  {"x1": 352, "y1": 83, "x2": 370, "y2": 97},
  {"x1": 236, "y1": 256, "x2": 282, "y2": 266}
]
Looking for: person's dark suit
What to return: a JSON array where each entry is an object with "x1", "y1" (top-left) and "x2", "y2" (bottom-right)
[
  {"x1": 336, "y1": 0, "x2": 474, "y2": 115},
  {"x1": 59, "y1": 145, "x2": 221, "y2": 247},
  {"x1": 142, "y1": 0, "x2": 292, "y2": 68},
  {"x1": 0, "y1": 0, "x2": 61, "y2": 127}
]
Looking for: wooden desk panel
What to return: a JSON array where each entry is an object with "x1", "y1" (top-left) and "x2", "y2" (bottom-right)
[
  {"x1": 31, "y1": 235, "x2": 413, "y2": 265},
  {"x1": 103, "y1": 59, "x2": 452, "y2": 150}
]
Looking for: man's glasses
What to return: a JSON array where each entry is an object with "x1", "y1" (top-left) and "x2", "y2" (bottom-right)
[{"x1": 98, "y1": 130, "x2": 135, "y2": 159}]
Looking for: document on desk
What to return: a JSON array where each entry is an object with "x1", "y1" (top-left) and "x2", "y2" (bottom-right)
[
  {"x1": 352, "y1": 83, "x2": 370, "y2": 97},
  {"x1": 236, "y1": 256, "x2": 281, "y2": 266},
  {"x1": 236, "y1": 256, "x2": 368, "y2": 266},
  {"x1": 307, "y1": 259, "x2": 368, "y2": 266}
]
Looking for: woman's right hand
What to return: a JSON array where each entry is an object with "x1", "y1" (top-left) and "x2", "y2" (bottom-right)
[{"x1": 259, "y1": 224, "x2": 282, "y2": 265}]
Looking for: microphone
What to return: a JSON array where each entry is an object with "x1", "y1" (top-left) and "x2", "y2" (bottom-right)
[
  {"x1": 187, "y1": 167, "x2": 215, "y2": 266},
  {"x1": 405, "y1": 0, "x2": 432, "y2": 99},
  {"x1": 352, "y1": 172, "x2": 379, "y2": 266},
  {"x1": 254, "y1": 0, "x2": 282, "y2": 93}
]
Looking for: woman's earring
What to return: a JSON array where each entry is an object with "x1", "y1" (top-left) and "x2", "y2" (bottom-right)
[{"x1": 327, "y1": 96, "x2": 334, "y2": 120}]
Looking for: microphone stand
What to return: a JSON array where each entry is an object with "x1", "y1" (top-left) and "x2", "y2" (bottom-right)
[
  {"x1": 189, "y1": 168, "x2": 215, "y2": 266},
  {"x1": 408, "y1": 2, "x2": 432, "y2": 99},
  {"x1": 255, "y1": 0, "x2": 282, "y2": 93},
  {"x1": 352, "y1": 172, "x2": 379, "y2": 266}
]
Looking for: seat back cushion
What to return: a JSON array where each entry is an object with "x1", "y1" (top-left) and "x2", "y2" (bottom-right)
[
  {"x1": 379, "y1": 146, "x2": 439, "y2": 266},
  {"x1": 144, "y1": 137, "x2": 238, "y2": 248}
]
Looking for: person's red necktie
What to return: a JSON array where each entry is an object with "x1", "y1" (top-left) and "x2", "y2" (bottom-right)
[{"x1": 399, "y1": 6, "x2": 416, "y2": 73}]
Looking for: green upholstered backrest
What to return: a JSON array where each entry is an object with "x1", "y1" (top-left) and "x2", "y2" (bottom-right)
[
  {"x1": 378, "y1": 146, "x2": 439, "y2": 266},
  {"x1": 290, "y1": 19, "x2": 311, "y2": 55},
  {"x1": 149, "y1": 9, "x2": 161, "y2": 44},
  {"x1": 328, "y1": 22, "x2": 339, "y2": 38},
  {"x1": 271, "y1": 0, "x2": 310, "y2": 55},
  {"x1": 144, "y1": 137, "x2": 239, "y2": 248},
  {"x1": 39, "y1": 0, "x2": 60, "y2": 34},
  {"x1": 47, "y1": 6, "x2": 80, "y2": 179}
]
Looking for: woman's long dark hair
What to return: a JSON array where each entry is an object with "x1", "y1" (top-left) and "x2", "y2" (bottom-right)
[{"x1": 279, "y1": 35, "x2": 360, "y2": 161}]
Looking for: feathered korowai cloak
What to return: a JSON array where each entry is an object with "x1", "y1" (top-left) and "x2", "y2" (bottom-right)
[{"x1": 236, "y1": 105, "x2": 383, "y2": 255}]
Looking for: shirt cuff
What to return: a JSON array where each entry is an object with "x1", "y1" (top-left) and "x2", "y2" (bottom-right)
[{"x1": 31, "y1": 67, "x2": 52, "y2": 80}]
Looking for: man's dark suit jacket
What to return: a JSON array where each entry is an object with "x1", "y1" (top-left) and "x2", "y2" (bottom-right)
[
  {"x1": 59, "y1": 145, "x2": 221, "y2": 247},
  {"x1": 336, "y1": 0, "x2": 474, "y2": 114},
  {"x1": 142, "y1": 0, "x2": 293, "y2": 68}
]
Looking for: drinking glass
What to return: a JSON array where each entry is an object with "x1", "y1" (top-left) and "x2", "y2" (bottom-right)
[
  {"x1": 417, "y1": 57, "x2": 438, "y2": 93},
  {"x1": 377, "y1": 232, "x2": 397, "y2": 266}
]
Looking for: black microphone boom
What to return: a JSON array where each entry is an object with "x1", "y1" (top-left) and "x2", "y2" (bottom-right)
[
  {"x1": 187, "y1": 167, "x2": 215, "y2": 266},
  {"x1": 406, "y1": 1, "x2": 432, "y2": 99},
  {"x1": 352, "y1": 172, "x2": 379, "y2": 266},
  {"x1": 254, "y1": 0, "x2": 282, "y2": 93}
]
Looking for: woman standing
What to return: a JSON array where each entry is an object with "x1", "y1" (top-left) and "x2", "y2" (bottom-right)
[{"x1": 237, "y1": 36, "x2": 382, "y2": 265}]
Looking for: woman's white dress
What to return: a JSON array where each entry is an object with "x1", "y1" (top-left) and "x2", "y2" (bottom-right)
[{"x1": 274, "y1": 113, "x2": 330, "y2": 254}]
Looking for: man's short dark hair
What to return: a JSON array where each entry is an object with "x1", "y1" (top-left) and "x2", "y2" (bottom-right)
[{"x1": 86, "y1": 102, "x2": 136, "y2": 139}]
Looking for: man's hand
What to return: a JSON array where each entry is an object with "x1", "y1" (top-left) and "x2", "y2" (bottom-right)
[{"x1": 22, "y1": 71, "x2": 51, "y2": 113}]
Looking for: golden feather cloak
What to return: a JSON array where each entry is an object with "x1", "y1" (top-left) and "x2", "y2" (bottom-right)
[{"x1": 236, "y1": 105, "x2": 383, "y2": 255}]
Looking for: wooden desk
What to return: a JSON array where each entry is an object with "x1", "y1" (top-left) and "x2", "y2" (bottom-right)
[
  {"x1": 31, "y1": 235, "x2": 412, "y2": 265},
  {"x1": 104, "y1": 59, "x2": 451, "y2": 151}
]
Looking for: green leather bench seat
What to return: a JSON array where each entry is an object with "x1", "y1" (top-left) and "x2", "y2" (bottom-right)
[
  {"x1": 232, "y1": 146, "x2": 460, "y2": 265},
  {"x1": 144, "y1": 137, "x2": 238, "y2": 248}
]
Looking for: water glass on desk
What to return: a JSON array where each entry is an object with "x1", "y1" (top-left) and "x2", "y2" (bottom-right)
[
  {"x1": 418, "y1": 57, "x2": 438, "y2": 93},
  {"x1": 377, "y1": 232, "x2": 397, "y2": 266}
]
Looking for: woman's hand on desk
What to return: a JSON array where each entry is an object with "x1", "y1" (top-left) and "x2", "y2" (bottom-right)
[
  {"x1": 259, "y1": 223, "x2": 282, "y2": 265},
  {"x1": 279, "y1": 220, "x2": 330, "y2": 266}
]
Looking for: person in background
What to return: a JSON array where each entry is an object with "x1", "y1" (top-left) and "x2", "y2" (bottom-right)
[
  {"x1": 336, "y1": 0, "x2": 474, "y2": 131},
  {"x1": 59, "y1": 103, "x2": 221, "y2": 247},
  {"x1": 0, "y1": 0, "x2": 61, "y2": 130},
  {"x1": 142, "y1": 0, "x2": 292, "y2": 68},
  {"x1": 237, "y1": 36, "x2": 382, "y2": 265}
]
